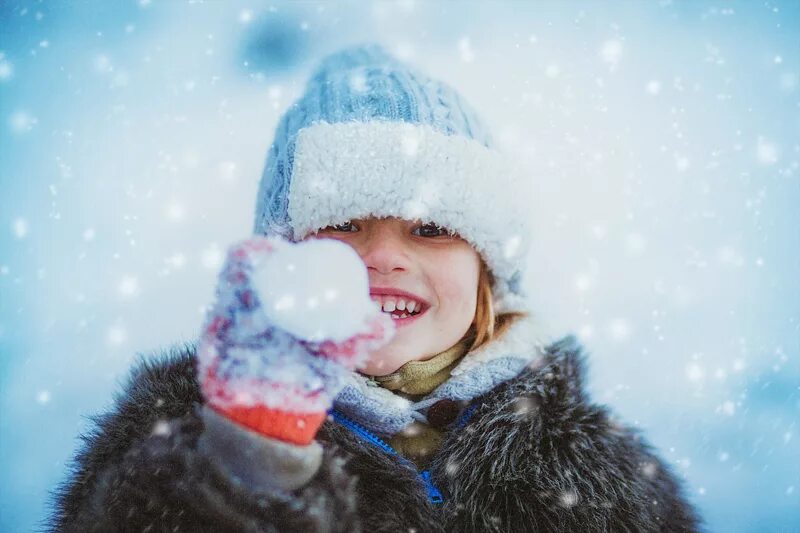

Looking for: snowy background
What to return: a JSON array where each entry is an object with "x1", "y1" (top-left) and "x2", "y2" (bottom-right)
[{"x1": 1, "y1": 1, "x2": 798, "y2": 531}]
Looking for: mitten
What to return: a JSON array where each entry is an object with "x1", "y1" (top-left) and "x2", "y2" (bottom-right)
[{"x1": 197, "y1": 235, "x2": 395, "y2": 445}]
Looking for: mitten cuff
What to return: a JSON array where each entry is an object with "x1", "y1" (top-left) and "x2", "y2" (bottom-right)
[{"x1": 208, "y1": 403, "x2": 326, "y2": 445}]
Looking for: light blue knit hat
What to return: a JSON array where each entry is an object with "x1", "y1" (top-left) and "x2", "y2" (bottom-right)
[{"x1": 253, "y1": 43, "x2": 532, "y2": 314}]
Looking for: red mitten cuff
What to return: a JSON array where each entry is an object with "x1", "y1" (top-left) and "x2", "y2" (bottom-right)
[{"x1": 207, "y1": 403, "x2": 326, "y2": 445}]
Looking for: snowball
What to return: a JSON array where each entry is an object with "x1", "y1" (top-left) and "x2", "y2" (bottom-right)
[{"x1": 252, "y1": 238, "x2": 377, "y2": 342}]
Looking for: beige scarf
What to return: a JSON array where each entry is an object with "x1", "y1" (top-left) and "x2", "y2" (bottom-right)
[{"x1": 362, "y1": 336, "x2": 474, "y2": 467}]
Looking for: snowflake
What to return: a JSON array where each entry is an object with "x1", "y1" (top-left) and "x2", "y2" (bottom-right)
[
  {"x1": 600, "y1": 39, "x2": 623, "y2": 68},
  {"x1": 12, "y1": 218, "x2": 28, "y2": 238},
  {"x1": 119, "y1": 275, "x2": 139, "y2": 297},
  {"x1": 559, "y1": 490, "x2": 579, "y2": 508}
]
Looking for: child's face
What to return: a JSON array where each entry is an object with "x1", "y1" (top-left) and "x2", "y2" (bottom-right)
[{"x1": 307, "y1": 216, "x2": 480, "y2": 375}]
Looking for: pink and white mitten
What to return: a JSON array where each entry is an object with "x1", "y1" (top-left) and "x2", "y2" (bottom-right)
[{"x1": 198, "y1": 236, "x2": 395, "y2": 445}]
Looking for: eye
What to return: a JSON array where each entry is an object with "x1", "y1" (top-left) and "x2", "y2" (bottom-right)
[
  {"x1": 413, "y1": 222, "x2": 454, "y2": 238},
  {"x1": 326, "y1": 220, "x2": 358, "y2": 232}
]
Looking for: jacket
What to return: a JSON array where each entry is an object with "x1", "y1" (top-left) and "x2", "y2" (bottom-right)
[{"x1": 47, "y1": 334, "x2": 702, "y2": 532}]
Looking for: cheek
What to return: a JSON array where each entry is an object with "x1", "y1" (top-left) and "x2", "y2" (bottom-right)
[{"x1": 431, "y1": 253, "x2": 480, "y2": 314}]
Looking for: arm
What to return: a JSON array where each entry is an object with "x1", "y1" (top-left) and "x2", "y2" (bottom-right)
[
  {"x1": 48, "y1": 347, "x2": 360, "y2": 533},
  {"x1": 49, "y1": 236, "x2": 393, "y2": 532},
  {"x1": 438, "y1": 335, "x2": 703, "y2": 533}
]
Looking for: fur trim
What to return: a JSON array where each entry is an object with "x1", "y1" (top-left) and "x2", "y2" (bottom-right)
[{"x1": 287, "y1": 120, "x2": 534, "y2": 309}]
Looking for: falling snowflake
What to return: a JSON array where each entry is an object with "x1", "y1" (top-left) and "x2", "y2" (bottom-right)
[
  {"x1": 9, "y1": 111, "x2": 37, "y2": 133},
  {"x1": 12, "y1": 218, "x2": 28, "y2": 239},
  {"x1": 646, "y1": 80, "x2": 661, "y2": 95},
  {"x1": 107, "y1": 325, "x2": 127, "y2": 346},
  {"x1": 625, "y1": 232, "x2": 647, "y2": 255},
  {"x1": 756, "y1": 137, "x2": 778, "y2": 165},
  {"x1": 164, "y1": 253, "x2": 186, "y2": 269},
  {"x1": 719, "y1": 401, "x2": 735, "y2": 416},
  {"x1": 503, "y1": 235, "x2": 521, "y2": 259},
  {"x1": 600, "y1": 39, "x2": 623, "y2": 68},
  {"x1": 36, "y1": 390, "x2": 51, "y2": 405},
  {"x1": 165, "y1": 202, "x2": 186, "y2": 221},
  {"x1": 559, "y1": 490, "x2": 579, "y2": 508},
  {"x1": 608, "y1": 318, "x2": 631, "y2": 341},
  {"x1": 458, "y1": 37, "x2": 475, "y2": 63},
  {"x1": 685, "y1": 362, "x2": 705, "y2": 383},
  {"x1": 0, "y1": 56, "x2": 13, "y2": 81},
  {"x1": 575, "y1": 274, "x2": 592, "y2": 292},
  {"x1": 545, "y1": 64, "x2": 560, "y2": 78},
  {"x1": 348, "y1": 69, "x2": 369, "y2": 93},
  {"x1": 218, "y1": 161, "x2": 237, "y2": 181},
  {"x1": 151, "y1": 420, "x2": 171, "y2": 437},
  {"x1": 641, "y1": 461, "x2": 658, "y2": 478},
  {"x1": 118, "y1": 275, "x2": 139, "y2": 297}
]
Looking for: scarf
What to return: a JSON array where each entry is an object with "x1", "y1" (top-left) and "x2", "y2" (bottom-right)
[{"x1": 332, "y1": 313, "x2": 551, "y2": 438}]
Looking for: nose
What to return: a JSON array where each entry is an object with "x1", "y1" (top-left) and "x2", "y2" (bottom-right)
[{"x1": 358, "y1": 225, "x2": 411, "y2": 276}]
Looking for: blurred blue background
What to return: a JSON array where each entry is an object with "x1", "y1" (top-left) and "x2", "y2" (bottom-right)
[{"x1": 1, "y1": 1, "x2": 798, "y2": 531}]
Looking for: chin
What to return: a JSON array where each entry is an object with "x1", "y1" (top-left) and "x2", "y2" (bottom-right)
[{"x1": 361, "y1": 347, "x2": 409, "y2": 376}]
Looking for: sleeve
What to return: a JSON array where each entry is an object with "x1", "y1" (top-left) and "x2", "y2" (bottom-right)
[
  {"x1": 47, "y1": 347, "x2": 361, "y2": 533},
  {"x1": 438, "y1": 336, "x2": 703, "y2": 533}
]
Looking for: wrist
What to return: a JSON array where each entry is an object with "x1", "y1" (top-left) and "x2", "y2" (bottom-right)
[{"x1": 198, "y1": 405, "x2": 324, "y2": 492}]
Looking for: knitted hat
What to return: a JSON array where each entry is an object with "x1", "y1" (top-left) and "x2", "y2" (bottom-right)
[{"x1": 253, "y1": 43, "x2": 533, "y2": 314}]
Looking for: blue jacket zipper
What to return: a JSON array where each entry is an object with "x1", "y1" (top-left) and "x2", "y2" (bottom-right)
[{"x1": 329, "y1": 402, "x2": 479, "y2": 505}]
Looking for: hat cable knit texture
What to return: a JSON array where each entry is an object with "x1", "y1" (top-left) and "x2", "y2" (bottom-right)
[{"x1": 251, "y1": 43, "x2": 548, "y2": 436}]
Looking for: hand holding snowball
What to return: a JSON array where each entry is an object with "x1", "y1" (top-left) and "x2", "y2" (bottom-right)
[{"x1": 197, "y1": 235, "x2": 395, "y2": 445}]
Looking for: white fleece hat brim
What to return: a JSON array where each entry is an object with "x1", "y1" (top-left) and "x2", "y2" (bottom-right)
[{"x1": 288, "y1": 120, "x2": 533, "y2": 314}]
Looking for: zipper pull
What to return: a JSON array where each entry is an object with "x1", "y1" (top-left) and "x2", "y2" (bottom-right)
[{"x1": 420, "y1": 470, "x2": 443, "y2": 504}]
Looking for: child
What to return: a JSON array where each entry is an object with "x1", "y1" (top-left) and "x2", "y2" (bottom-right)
[{"x1": 48, "y1": 44, "x2": 701, "y2": 532}]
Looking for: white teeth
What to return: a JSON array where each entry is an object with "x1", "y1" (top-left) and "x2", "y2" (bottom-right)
[{"x1": 374, "y1": 296, "x2": 423, "y2": 314}]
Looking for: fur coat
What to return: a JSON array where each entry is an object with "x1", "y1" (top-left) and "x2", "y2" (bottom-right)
[{"x1": 47, "y1": 335, "x2": 702, "y2": 532}]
